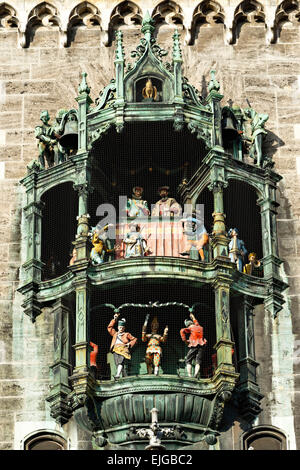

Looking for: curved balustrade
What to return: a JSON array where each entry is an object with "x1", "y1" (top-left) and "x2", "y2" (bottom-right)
[{"x1": 114, "y1": 218, "x2": 211, "y2": 261}]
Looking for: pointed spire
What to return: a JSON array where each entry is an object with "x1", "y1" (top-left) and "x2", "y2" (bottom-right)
[
  {"x1": 78, "y1": 72, "x2": 90, "y2": 95},
  {"x1": 141, "y1": 10, "x2": 155, "y2": 42},
  {"x1": 172, "y1": 29, "x2": 182, "y2": 62},
  {"x1": 115, "y1": 30, "x2": 124, "y2": 62},
  {"x1": 208, "y1": 70, "x2": 220, "y2": 93}
]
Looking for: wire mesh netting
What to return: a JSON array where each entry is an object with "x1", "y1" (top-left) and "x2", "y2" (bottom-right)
[
  {"x1": 90, "y1": 282, "x2": 216, "y2": 380},
  {"x1": 41, "y1": 183, "x2": 78, "y2": 280}
]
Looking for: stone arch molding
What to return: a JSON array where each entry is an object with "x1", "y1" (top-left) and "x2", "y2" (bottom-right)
[
  {"x1": 152, "y1": 0, "x2": 184, "y2": 27},
  {"x1": 0, "y1": 2, "x2": 18, "y2": 28},
  {"x1": 1, "y1": 0, "x2": 300, "y2": 47},
  {"x1": 107, "y1": 1, "x2": 143, "y2": 46},
  {"x1": 187, "y1": 1, "x2": 225, "y2": 45}
]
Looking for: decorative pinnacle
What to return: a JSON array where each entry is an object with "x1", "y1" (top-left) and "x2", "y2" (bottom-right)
[
  {"x1": 115, "y1": 30, "x2": 124, "y2": 62},
  {"x1": 141, "y1": 10, "x2": 155, "y2": 42},
  {"x1": 172, "y1": 29, "x2": 182, "y2": 62},
  {"x1": 78, "y1": 72, "x2": 90, "y2": 95},
  {"x1": 208, "y1": 70, "x2": 220, "y2": 92}
]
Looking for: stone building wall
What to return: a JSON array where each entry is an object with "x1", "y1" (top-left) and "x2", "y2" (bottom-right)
[{"x1": 0, "y1": 0, "x2": 299, "y2": 450}]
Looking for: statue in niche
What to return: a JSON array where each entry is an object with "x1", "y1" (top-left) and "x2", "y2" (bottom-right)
[
  {"x1": 126, "y1": 186, "x2": 150, "y2": 218},
  {"x1": 151, "y1": 186, "x2": 182, "y2": 217},
  {"x1": 35, "y1": 110, "x2": 56, "y2": 169},
  {"x1": 124, "y1": 223, "x2": 149, "y2": 258},
  {"x1": 142, "y1": 314, "x2": 168, "y2": 376},
  {"x1": 244, "y1": 108, "x2": 269, "y2": 167},
  {"x1": 142, "y1": 78, "x2": 157, "y2": 101},
  {"x1": 52, "y1": 108, "x2": 69, "y2": 165},
  {"x1": 180, "y1": 213, "x2": 209, "y2": 261},
  {"x1": 228, "y1": 228, "x2": 248, "y2": 272},
  {"x1": 243, "y1": 252, "x2": 262, "y2": 276},
  {"x1": 107, "y1": 313, "x2": 137, "y2": 379},
  {"x1": 180, "y1": 313, "x2": 207, "y2": 379},
  {"x1": 89, "y1": 224, "x2": 115, "y2": 265}
]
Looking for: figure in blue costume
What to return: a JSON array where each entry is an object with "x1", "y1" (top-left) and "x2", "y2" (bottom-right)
[
  {"x1": 228, "y1": 228, "x2": 247, "y2": 272},
  {"x1": 126, "y1": 186, "x2": 150, "y2": 218}
]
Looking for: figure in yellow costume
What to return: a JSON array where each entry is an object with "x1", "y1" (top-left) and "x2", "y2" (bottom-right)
[
  {"x1": 142, "y1": 314, "x2": 168, "y2": 376},
  {"x1": 90, "y1": 224, "x2": 115, "y2": 265},
  {"x1": 243, "y1": 252, "x2": 262, "y2": 276}
]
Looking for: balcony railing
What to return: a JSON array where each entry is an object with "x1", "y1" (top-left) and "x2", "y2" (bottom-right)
[{"x1": 114, "y1": 218, "x2": 212, "y2": 261}]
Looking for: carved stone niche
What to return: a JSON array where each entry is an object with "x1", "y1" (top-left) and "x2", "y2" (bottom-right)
[{"x1": 126, "y1": 65, "x2": 174, "y2": 103}]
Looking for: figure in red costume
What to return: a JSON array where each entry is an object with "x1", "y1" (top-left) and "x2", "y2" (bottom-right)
[
  {"x1": 107, "y1": 313, "x2": 137, "y2": 380},
  {"x1": 180, "y1": 312, "x2": 207, "y2": 378}
]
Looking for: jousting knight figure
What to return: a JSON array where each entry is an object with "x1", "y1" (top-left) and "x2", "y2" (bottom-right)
[
  {"x1": 228, "y1": 228, "x2": 248, "y2": 272},
  {"x1": 180, "y1": 212, "x2": 209, "y2": 261},
  {"x1": 142, "y1": 314, "x2": 168, "y2": 376},
  {"x1": 107, "y1": 313, "x2": 137, "y2": 379},
  {"x1": 180, "y1": 312, "x2": 207, "y2": 379}
]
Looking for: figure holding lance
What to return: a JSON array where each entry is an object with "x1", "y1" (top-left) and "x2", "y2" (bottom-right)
[{"x1": 107, "y1": 313, "x2": 137, "y2": 379}]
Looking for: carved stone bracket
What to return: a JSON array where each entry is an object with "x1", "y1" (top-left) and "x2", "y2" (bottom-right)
[{"x1": 187, "y1": 120, "x2": 212, "y2": 148}]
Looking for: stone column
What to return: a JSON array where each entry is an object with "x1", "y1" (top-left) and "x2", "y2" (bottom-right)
[
  {"x1": 23, "y1": 199, "x2": 45, "y2": 283},
  {"x1": 73, "y1": 278, "x2": 90, "y2": 375},
  {"x1": 258, "y1": 183, "x2": 286, "y2": 318},
  {"x1": 114, "y1": 30, "x2": 125, "y2": 104},
  {"x1": 73, "y1": 183, "x2": 91, "y2": 262},
  {"x1": 18, "y1": 169, "x2": 45, "y2": 321},
  {"x1": 257, "y1": 185, "x2": 281, "y2": 278},
  {"x1": 213, "y1": 279, "x2": 235, "y2": 372},
  {"x1": 209, "y1": 181, "x2": 229, "y2": 259},
  {"x1": 76, "y1": 72, "x2": 92, "y2": 155},
  {"x1": 172, "y1": 29, "x2": 184, "y2": 106},
  {"x1": 235, "y1": 296, "x2": 263, "y2": 420},
  {"x1": 46, "y1": 298, "x2": 73, "y2": 424}
]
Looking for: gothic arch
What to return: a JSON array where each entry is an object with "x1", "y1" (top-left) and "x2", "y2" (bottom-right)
[
  {"x1": 227, "y1": 174, "x2": 264, "y2": 200},
  {"x1": 68, "y1": 1, "x2": 101, "y2": 29},
  {"x1": 0, "y1": 2, "x2": 18, "y2": 28},
  {"x1": 109, "y1": 1, "x2": 142, "y2": 29},
  {"x1": 67, "y1": 2, "x2": 101, "y2": 46},
  {"x1": 190, "y1": 1, "x2": 225, "y2": 45},
  {"x1": 24, "y1": 430, "x2": 67, "y2": 450},
  {"x1": 27, "y1": 2, "x2": 60, "y2": 29},
  {"x1": 241, "y1": 425, "x2": 287, "y2": 450},
  {"x1": 192, "y1": 1, "x2": 224, "y2": 27},
  {"x1": 274, "y1": 0, "x2": 300, "y2": 42},
  {"x1": 25, "y1": 2, "x2": 60, "y2": 47},
  {"x1": 232, "y1": 0, "x2": 265, "y2": 43},
  {"x1": 152, "y1": 1, "x2": 184, "y2": 28}
]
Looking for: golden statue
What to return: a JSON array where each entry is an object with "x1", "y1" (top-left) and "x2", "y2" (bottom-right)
[
  {"x1": 243, "y1": 252, "x2": 262, "y2": 276},
  {"x1": 142, "y1": 315, "x2": 168, "y2": 376},
  {"x1": 142, "y1": 78, "x2": 157, "y2": 101}
]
